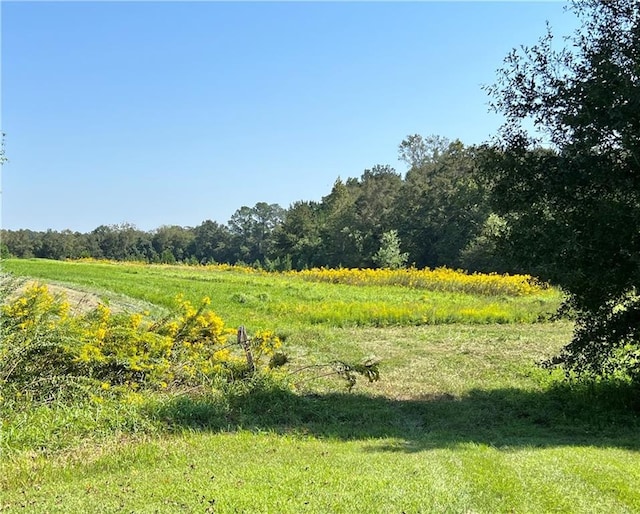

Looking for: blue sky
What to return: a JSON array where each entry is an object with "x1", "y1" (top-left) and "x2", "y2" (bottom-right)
[{"x1": 2, "y1": 1, "x2": 577, "y2": 233}]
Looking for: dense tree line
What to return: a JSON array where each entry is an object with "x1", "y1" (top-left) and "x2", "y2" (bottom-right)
[{"x1": 1, "y1": 137, "x2": 511, "y2": 273}]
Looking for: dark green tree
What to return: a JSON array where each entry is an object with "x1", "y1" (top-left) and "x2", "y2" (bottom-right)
[
  {"x1": 316, "y1": 179, "x2": 362, "y2": 268},
  {"x1": 397, "y1": 136, "x2": 489, "y2": 268},
  {"x1": 35, "y1": 229, "x2": 84, "y2": 260},
  {"x1": 0, "y1": 242, "x2": 10, "y2": 259},
  {"x1": 152, "y1": 225, "x2": 195, "y2": 263},
  {"x1": 91, "y1": 223, "x2": 151, "y2": 261},
  {"x1": 190, "y1": 220, "x2": 232, "y2": 264},
  {"x1": 482, "y1": 0, "x2": 640, "y2": 382},
  {"x1": 353, "y1": 165, "x2": 404, "y2": 265},
  {"x1": 315, "y1": 167, "x2": 404, "y2": 269},
  {"x1": 398, "y1": 134, "x2": 450, "y2": 170},
  {"x1": 1, "y1": 229, "x2": 39, "y2": 258},
  {"x1": 272, "y1": 201, "x2": 323, "y2": 269},
  {"x1": 228, "y1": 202, "x2": 285, "y2": 264}
]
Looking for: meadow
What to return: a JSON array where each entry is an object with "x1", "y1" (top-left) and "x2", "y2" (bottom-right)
[{"x1": 1, "y1": 259, "x2": 639, "y2": 513}]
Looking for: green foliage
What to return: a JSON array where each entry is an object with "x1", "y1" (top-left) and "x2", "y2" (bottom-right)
[
  {"x1": 459, "y1": 213, "x2": 511, "y2": 273},
  {"x1": 1, "y1": 136, "x2": 496, "y2": 272},
  {"x1": 272, "y1": 200, "x2": 323, "y2": 269},
  {"x1": 333, "y1": 357, "x2": 381, "y2": 392},
  {"x1": 1, "y1": 241, "x2": 13, "y2": 259},
  {"x1": 91, "y1": 223, "x2": 156, "y2": 262},
  {"x1": 0, "y1": 271, "x2": 385, "y2": 414},
  {"x1": 482, "y1": 0, "x2": 640, "y2": 383},
  {"x1": 152, "y1": 225, "x2": 194, "y2": 263},
  {"x1": 316, "y1": 178, "x2": 364, "y2": 268},
  {"x1": 228, "y1": 202, "x2": 285, "y2": 264},
  {"x1": 372, "y1": 230, "x2": 408, "y2": 269},
  {"x1": 0, "y1": 280, "x2": 285, "y2": 405},
  {"x1": 397, "y1": 136, "x2": 491, "y2": 268},
  {"x1": 0, "y1": 281, "x2": 83, "y2": 403},
  {"x1": 190, "y1": 219, "x2": 233, "y2": 264}
]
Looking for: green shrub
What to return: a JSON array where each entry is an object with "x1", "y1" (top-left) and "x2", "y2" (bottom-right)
[{"x1": 0, "y1": 283, "x2": 284, "y2": 405}]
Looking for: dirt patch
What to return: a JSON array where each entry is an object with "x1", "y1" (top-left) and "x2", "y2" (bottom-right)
[
  {"x1": 44, "y1": 283, "x2": 106, "y2": 315},
  {"x1": 2, "y1": 277, "x2": 129, "y2": 315}
]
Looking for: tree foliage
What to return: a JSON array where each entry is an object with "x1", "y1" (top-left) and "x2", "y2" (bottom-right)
[
  {"x1": 481, "y1": 0, "x2": 640, "y2": 381},
  {"x1": 190, "y1": 220, "x2": 232, "y2": 264},
  {"x1": 3, "y1": 127, "x2": 502, "y2": 273},
  {"x1": 373, "y1": 230, "x2": 408, "y2": 270},
  {"x1": 272, "y1": 200, "x2": 323, "y2": 269},
  {"x1": 228, "y1": 202, "x2": 285, "y2": 265},
  {"x1": 398, "y1": 136, "x2": 491, "y2": 268}
]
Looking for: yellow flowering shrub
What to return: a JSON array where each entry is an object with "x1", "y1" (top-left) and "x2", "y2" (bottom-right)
[
  {"x1": 288, "y1": 266, "x2": 550, "y2": 297},
  {"x1": 1, "y1": 282, "x2": 287, "y2": 403},
  {"x1": 250, "y1": 330, "x2": 282, "y2": 361},
  {"x1": 1, "y1": 283, "x2": 78, "y2": 401},
  {"x1": 1, "y1": 283, "x2": 70, "y2": 329}
]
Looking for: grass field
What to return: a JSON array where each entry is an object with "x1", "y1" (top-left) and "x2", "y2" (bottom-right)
[
  {"x1": 1, "y1": 259, "x2": 561, "y2": 329},
  {"x1": 1, "y1": 259, "x2": 639, "y2": 513}
]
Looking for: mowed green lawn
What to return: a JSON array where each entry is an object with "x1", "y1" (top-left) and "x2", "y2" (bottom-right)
[{"x1": 1, "y1": 259, "x2": 639, "y2": 513}]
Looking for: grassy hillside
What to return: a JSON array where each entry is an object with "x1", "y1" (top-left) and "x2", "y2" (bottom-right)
[
  {"x1": 1, "y1": 259, "x2": 561, "y2": 329},
  {"x1": 1, "y1": 259, "x2": 639, "y2": 513}
]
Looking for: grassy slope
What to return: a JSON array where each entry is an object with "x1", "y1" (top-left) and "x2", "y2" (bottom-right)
[
  {"x1": 1, "y1": 259, "x2": 639, "y2": 513},
  {"x1": 1, "y1": 259, "x2": 562, "y2": 329}
]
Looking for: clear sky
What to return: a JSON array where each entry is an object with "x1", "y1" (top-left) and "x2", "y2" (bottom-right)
[{"x1": 2, "y1": 1, "x2": 578, "y2": 233}]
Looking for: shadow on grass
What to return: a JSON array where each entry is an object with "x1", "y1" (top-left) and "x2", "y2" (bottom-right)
[{"x1": 148, "y1": 380, "x2": 640, "y2": 452}]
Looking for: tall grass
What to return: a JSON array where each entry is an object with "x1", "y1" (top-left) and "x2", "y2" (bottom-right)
[
  {"x1": 290, "y1": 266, "x2": 550, "y2": 296},
  {"x1": 1, "y1": 259, "x2": 562, "y2": 329}
]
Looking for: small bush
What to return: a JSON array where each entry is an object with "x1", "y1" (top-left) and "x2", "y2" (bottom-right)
[{"x1": 0, "y1": 282, "x2": 284, "y2": 405}]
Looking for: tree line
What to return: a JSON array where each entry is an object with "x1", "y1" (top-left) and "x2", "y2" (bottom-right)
[{"x1": 1, "y1": 135, "x2": 511, "y2": 274}]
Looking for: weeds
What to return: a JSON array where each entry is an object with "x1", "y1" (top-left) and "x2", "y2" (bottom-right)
[
  {"x1": 0, "y1": 280, "x2": 283, "y2": 406},
  {"x1": 1, "y1": 260, "x2": 562, "y2": 329},
  {"x1": 0, "y1": 277, "x2": 380, "y2": 430},
  {"x1": 290, "y1": 266, "x2": 550, "y2": 297},
  {"x1": 1, "y1": 265, "x2": 639, "y2": 513}
]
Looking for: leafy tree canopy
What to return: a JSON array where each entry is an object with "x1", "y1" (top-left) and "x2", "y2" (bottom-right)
[
  {"x1": 398, "y1": 136, "x2": 490, "y2": 269},
  {"x1": 481, "y1": 0, "x2": 640, "y2": 382}
]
